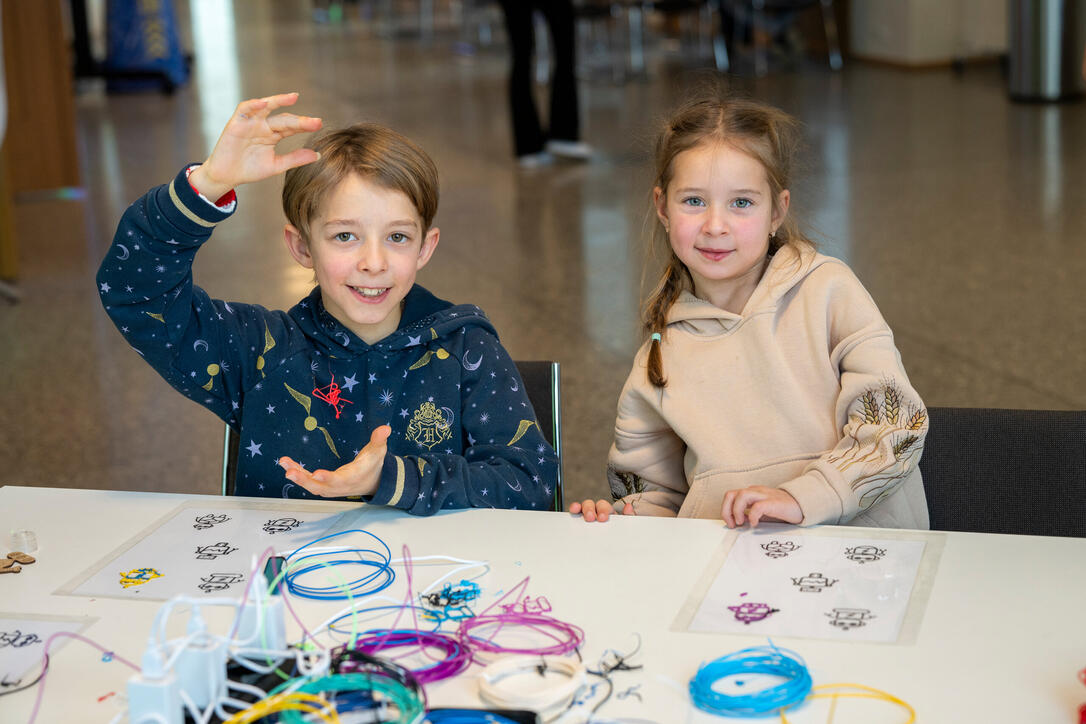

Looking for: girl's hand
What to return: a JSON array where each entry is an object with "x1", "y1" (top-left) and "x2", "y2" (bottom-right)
[
  {"x1": 569, "y1": 499, "x2": 634, "y2": 522},
  {"x1": 721, "y1": 486, "x2": 802, "y2": 528},
  {"x1": 188, "y1": 92, "x2": 323, "y2": 201},
  {"x1": 279, "y1": 425, "x2": 391, "y2": 498}
]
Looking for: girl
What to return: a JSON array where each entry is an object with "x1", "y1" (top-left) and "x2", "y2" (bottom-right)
[{"x1": 572, "y1": 94, "x2": 929, "y2": 529}]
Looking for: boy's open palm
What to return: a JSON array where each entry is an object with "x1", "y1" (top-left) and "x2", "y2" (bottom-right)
[
  {"x1": 279, "y1": 425, "x2": 392, "y2": 499},
  {"x1": 189, "y1": 92, "x2": 322, "y2": 200}
]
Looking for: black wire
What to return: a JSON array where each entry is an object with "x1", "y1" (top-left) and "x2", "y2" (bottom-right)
[{"x1": 0, "y1": 654, "x2": 49, "y2": 698}]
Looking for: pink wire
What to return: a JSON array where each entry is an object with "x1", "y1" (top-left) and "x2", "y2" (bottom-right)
[{"x1": 26, "y1": 630, "x2": 140, "y2": 724}]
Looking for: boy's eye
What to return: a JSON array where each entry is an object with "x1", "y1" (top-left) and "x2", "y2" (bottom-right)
[
  {"x1": 682, "y1": 197, "x2": 705, "y2": 207},
  {"x1": 732, "y1": 198, "x2": 753, "y2": 209},
  {"x1": 389, "y1": 232, "x2": 408, "y2": 243},
  {"x1": 334, "y1": 231, "x2": 356, "y2": 243}
]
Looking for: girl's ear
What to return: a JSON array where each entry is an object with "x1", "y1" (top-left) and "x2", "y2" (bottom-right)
[
  {"x1": 772, "y1": 189, "x2": 791, "y2": 231},
  {"x1": 284, "y1": 224, "x2": 314, "y2": 269},
  {"x1": 416, "y1": 226, "x2": 440, "y2": 271},
  {"x1": 653, "y1": 186, "x2": 669, "y2": 228}
]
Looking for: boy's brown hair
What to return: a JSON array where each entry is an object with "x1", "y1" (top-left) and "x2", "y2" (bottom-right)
[{"x1": 282, "y1": 123, "x2": 440, "y2": 241}]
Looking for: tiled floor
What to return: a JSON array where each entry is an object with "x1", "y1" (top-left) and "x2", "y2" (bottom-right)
[{"x1": 1, "y1": 3, "x2": 1083, "y2": 507}]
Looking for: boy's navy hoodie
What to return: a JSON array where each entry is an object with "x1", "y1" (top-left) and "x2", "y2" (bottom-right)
[{"x1": 96, "y1": 166, "x2": 557, "y2": 513}]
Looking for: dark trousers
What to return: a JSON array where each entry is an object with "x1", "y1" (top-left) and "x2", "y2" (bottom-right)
[{"x1": 497, "y1": 0, "x2": 580, "y2": 156}]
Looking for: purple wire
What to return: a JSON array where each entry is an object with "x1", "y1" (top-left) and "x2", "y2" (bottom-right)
[
  {"x1": 458, "y1": 612, "x2": 585, "y2": 661},
  {"x1": 347, "y1": 629, "x2": 470, "y2": 683},
  {"x1": 27, "y1": 631, "x2": 141, "y2": 724}
]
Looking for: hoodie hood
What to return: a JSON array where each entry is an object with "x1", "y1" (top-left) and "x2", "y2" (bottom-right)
[
  {"x1": 666, "y1": 244, "x2": 829, "y2": 336},
  {"x1": 290, "y1": 284, "x2": 497, "y2": 355}
]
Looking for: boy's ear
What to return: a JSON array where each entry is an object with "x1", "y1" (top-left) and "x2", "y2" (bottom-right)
[
  {"x1": 772, "y1": 189, "x2": 791, "y2": 230},
  {"x1": 415, "y1": 226, "x2": 440, "y2": 271},
  {"x1": 284, "y1": 224, "x2": 314, "y2": 269},
  {"x1": 653, "y1": 186, "x2": 669, "y2": 227}
]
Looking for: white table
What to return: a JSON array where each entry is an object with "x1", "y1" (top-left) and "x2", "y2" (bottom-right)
[{"x1": 0, "y1": 485, "x2": 1083, "y2": 723}]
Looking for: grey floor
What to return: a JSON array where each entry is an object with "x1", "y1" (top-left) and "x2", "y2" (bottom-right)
[{"x1": 2, "y1": 3, "x2": 1083, "y2": 507}]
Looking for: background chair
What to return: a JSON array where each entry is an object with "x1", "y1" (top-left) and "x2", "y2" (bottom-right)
[
  {"x1": 223, "y1": 360, "x2": 564, "y2": 511},
  {"x1": 918, "y1": 407, "x2": 1086, "y2": 538}
]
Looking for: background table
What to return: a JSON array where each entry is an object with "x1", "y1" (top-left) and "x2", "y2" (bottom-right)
[{"x1": 0, "y1": 485, "x2": 1083, "y2": 722}]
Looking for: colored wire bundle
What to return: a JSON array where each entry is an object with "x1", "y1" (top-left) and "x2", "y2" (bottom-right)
[
  {"x1": 282, "y1": 529, "x2": 395, "y2": 601},
  {"x1": 272, "y1": 672, "x2": 426, "y2": 724},
  {"x1": 223, "y1": 691, "x2": 341, "y2": 724},
  {"x1": 347, "y1": 629, "x2": 471, "y2": 683},
  {"x1": 689, "y1": 644, "x2": 812, "y2": 717}
]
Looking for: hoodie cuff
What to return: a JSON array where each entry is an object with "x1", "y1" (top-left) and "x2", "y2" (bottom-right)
[
  {"x1": 779, "y1": 470, "x2": 844, "y2": 527},
  {"x1": 152, "y1": 165, "x2": 235, "y2": 237},
  {"x1": 369, "y1": 454, "x2": 419, "y2": 509}
]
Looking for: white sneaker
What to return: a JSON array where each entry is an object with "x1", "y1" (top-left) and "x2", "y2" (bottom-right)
[
  {"x1": 517, "y1": 151, "x2": 554, "y2": 168},
  {"x1": 545, "y1": 140, "x2": 593, "y2": 160}
]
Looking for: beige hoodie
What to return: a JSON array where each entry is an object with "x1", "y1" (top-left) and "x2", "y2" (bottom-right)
[{"x1": 608, "y1": 245, "x2": 929, "y2": 529}]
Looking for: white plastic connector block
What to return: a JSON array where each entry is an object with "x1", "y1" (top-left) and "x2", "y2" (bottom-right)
[
  {"x1": 174, "y1": 634, "x2": 226, "y2": 709},
  {"x1": 234, "y1": 586, "x2": 286, "y2": 652},
  {"x1": 127, "y1": 670, "x2": 182, "y2": 724}
]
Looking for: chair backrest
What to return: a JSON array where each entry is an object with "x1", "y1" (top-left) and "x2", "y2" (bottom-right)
[
  {"x1": 223, "y1": 360, "x2": 564, "y2": 511},
  {"x1": 514, "y1": 360, "x2": 564, "y2": 511},
  {"x1": 918, "y1": 407, "x2": 1086, "y2": 538}
]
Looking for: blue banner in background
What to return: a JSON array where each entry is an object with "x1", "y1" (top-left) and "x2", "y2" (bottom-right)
[{"x1": 105, "y1": 0, "x2": 189, "y2": 91}]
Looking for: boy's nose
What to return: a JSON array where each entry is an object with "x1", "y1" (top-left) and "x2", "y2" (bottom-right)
[{"x1": 358, "y1": 241, "x2": 388, "y2": 272}]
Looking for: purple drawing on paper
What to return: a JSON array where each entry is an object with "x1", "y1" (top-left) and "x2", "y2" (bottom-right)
[{"x1": 728, "y1": 601, "x2": 780, "y2": 624}]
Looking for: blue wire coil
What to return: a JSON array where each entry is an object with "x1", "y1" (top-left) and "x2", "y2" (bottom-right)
[
  {"x1": 689, "y1": 645, "x2": 812, "y2": 717},
  {"x1": 283, "y1": 529, "x2": 395, "y2": 600}
]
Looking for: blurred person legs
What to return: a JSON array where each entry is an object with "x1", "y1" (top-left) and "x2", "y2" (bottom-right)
[{"x1": 497, "y1": 0, "x2": 591, "y2": 165}]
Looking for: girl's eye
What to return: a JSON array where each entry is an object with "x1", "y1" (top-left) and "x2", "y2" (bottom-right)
[
  {"x1": 334, "y1": 232, "x2": 356, "y2": 243},
  {"x1": 682, "y1": 197, "x2": 705, "y2": 207},
  {"x1": 733, "y1": 198, "x2": 753, "y2": 209},
  {"x1": 389, "y1": 232, "x2": 408, "y2": 243}
]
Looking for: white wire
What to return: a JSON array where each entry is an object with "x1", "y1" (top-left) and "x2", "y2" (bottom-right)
[
  {"x1": 478, "y1": 656, "x2": 587, "y2": 718},
  {"x1": 389, "y1": 555, "x2": 492, "y2": 596}
]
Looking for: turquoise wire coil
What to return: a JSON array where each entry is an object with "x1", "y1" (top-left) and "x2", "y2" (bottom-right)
[{"x1": 688, "y1": 645, "x2": 812, "y2": 717}]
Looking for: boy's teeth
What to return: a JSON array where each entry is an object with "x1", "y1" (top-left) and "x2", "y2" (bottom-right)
[{"x1": 355, "y1": 287, "x2": 386, "y2": 297}]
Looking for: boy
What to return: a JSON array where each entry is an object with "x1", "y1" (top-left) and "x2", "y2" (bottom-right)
[{"x1": 97, "y1": 93, "x2": 557, "y2": 513}]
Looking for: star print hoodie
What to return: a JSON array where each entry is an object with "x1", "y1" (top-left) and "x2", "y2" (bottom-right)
[{"x1": 96, "y1": 166, "x2": 558, "y2": 513}]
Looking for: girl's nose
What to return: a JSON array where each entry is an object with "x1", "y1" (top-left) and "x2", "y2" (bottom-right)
[{"x1": 703, "y1": 207, "x2": 728, "y2": 236}]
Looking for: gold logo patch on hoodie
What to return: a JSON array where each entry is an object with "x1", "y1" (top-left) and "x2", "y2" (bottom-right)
[{"x1": 406, "y1": 402, "x2": 454, "y2": 450}]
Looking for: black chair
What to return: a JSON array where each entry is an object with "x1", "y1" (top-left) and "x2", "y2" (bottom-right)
[
  {"x1": 222, "y1": 360, "x2": 564, "y2": 511},
  {"x1": 918, "y1": 407, "x2": 1086, "y2": 538}
]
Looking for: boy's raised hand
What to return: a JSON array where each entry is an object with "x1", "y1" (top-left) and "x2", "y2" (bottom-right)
[
  {"x1": 279, "y1": 424, "x2": 392, "y2": 499},
  {"x1": 569, "y1": 499, "x2": 634, "y2": 522},
  {"x1": 188, "y1": 92, "x2": 322, "y2": 201}
]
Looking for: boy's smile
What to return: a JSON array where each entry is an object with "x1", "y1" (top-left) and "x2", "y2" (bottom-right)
[{"x1": 285, "y1": 173, "x2": 439, "y2": 344}]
